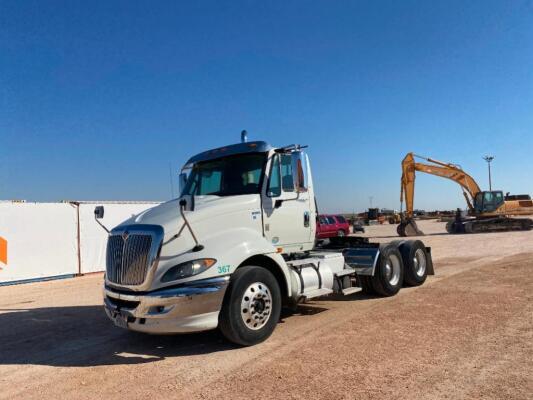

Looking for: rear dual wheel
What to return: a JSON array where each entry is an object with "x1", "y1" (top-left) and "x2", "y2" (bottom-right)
[
  {"x1": 370, "y1": 245, "x2": 404, "y2": 296},
  {"x1": 364, "y1": 241, "x2": 429, "y2": 295},
  {"x1": 399, "y1": 240, "x2": 428, "y2": 286}
]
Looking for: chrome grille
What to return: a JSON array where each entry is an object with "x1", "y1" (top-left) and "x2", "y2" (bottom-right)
[{"x1": 106, "y1": 233, "x2": 154, "y2": 286}]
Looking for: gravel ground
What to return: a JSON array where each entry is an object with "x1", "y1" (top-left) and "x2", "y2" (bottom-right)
[{"x1": 0, "y1": 220, "x2": 532, "y2": 400}]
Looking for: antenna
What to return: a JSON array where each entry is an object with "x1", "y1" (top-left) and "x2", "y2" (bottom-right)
[{"x1": 168, "y1": 162, "x2": 175, "y2": 198}]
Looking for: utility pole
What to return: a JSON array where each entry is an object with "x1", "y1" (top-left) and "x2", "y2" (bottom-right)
[{"x1": 483, "y1": 155, "x2": 494, "y2": 191}]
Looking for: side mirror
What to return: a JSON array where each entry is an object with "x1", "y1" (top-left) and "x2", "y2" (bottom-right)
[
  {"x1": 179, "y1": 173, "x2": 187, "y2": 195},
  {"x1": 291, "y1": 151, "x2": 308, "y2": 193},
  {"x1": 94, "y1": 206, "x2": 104, "y2": 219}
]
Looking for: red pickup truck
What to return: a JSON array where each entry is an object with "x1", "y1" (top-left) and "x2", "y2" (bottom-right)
[{"x1": 316, "y1": 214, "x2": 350, "y2": 239}]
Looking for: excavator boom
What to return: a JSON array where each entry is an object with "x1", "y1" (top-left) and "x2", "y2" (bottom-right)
[{"x1": 401, "y1": 153, "x2": 481, "y2": 218}]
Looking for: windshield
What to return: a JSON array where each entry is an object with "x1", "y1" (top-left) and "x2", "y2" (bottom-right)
[{"x1": 181, "y1": 153, "x2": 267, "y2": 196}]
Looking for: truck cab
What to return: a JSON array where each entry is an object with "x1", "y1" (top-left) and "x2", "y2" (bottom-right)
[{"x1": 100, "y1": 136, "x2": 434, "y2": 346}]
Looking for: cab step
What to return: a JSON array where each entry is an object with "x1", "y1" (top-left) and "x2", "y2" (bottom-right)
[
  {"x1": 341, "y1": 286, "x2": 362, "y2": 296},
  {"x1": 301, "y1": 288, "x2": 333, "y2": 300},
  {"x1": 334, "y1": 268, "x2": 357, "y2": 277}
]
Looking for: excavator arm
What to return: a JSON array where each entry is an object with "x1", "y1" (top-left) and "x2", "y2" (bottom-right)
[{"x1": 398, "y1": 152, "x2": 482, "y2": 236}]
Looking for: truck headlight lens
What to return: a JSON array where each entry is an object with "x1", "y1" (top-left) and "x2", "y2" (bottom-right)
[{"x1": 160, "y1": 259, "x2": 216, "y2": 282}]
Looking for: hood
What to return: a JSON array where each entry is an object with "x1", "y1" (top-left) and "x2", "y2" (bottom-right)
[{"x1": 117, "y1": 194, "x2": 261, "y2": 238}]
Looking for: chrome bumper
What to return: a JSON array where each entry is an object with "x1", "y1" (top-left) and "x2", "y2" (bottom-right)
[{"x1": 104, "y1": 276, "x2": 229, "y2": 334}]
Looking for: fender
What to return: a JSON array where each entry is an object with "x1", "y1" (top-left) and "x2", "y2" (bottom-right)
[
  {"x1": 152, "y1": 226, "x2": 292, "y2": 294},
  {"x1": 201, "y1": 227, "x2": 292, "y2": 297}
]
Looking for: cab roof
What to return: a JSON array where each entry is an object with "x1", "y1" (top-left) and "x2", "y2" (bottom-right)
[{"x1": 185, "y1": 141, "x2": 273, "y2": 166}]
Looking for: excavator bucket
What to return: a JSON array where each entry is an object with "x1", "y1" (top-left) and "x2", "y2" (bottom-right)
[{"x1": 397, "y1": 219, "x2": 425, "y2": 237}]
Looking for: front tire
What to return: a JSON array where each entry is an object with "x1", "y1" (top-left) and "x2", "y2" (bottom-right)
[
  {"x1": 337, "y1": 229, "x2": 346, "y2": 237},
  {"x1": 219, "y1": 266, "x2": 281, "y2": 346}
]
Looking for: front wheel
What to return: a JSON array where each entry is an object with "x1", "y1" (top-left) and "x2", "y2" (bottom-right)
[
  {"x1": 219, "y1": 266, "x2": 281, "y2": 346},
  {"x1": 337, "y1": 229, "x2": 346, "y2": 237}
]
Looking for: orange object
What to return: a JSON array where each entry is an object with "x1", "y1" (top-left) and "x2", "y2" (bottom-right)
[
  {"x1": 401, "y1": 152, "x2": 533, "y2": 219},
  {"x1": 0, "y1": 236, "x2": 7, "y2": 265}
]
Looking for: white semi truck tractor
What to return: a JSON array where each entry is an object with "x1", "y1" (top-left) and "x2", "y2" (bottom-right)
[{"x1": 97, "y1": 133, "x2": 434, "y2": 346}]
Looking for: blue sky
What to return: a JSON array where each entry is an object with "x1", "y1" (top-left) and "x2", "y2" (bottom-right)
[{"x1": 1, "y1": 1, "x2": 532, "y2": 213}]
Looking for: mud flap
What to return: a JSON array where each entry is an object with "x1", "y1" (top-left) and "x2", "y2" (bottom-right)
[{"x1": 425, "y1": 246, "x2": 434, "y2": 275}]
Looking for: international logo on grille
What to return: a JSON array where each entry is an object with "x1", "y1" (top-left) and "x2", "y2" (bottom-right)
[{"x1": 106, "y1": 228, "x2": 160, "y2": 286}]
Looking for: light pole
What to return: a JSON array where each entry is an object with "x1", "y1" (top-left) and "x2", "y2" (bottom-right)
[{"x1": 483, "y1": 155, "x2": 494, "y2": 191}]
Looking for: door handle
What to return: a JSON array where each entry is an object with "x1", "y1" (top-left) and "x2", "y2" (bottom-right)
[{"x1": 304, "y1": 211, "x2": 310, "y2": 227}]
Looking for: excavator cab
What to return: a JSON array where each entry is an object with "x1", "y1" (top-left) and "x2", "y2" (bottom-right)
[{"x1": 473, "y1": 191, "x2": 504, "y2": 214}]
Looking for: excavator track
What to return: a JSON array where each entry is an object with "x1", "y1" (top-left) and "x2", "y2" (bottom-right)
[{"x1": 463, "y1": 217, "x2": 532, "y2": 234}]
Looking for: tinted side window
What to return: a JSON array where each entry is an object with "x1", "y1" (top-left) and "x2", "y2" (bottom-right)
[
  {"x1": 326, "y1": 216, "x2": 336, "y2": 224},
  {"x1": 199, "y1": 170, "x2": 222, "y2": 194},
  {"x1": 267, "y1": 155, "x2": 281, "y2": 197},
  {"x1": 336, "y1": 216, "x2": 346, "y2": 223},
  {"x1": 281, "y1": 154, "x2": 294, "y2": 192},
  {"x1": 319, "y1": 216, "x2": 327, "y2": 224}
]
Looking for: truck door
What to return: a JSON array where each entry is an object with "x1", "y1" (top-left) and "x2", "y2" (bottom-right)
[{"x1": 262, "y1": 152, "x2": 314, "y2": 252}]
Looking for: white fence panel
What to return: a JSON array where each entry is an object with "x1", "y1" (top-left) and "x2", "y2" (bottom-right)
[
  {"x1": 0, "y1": 203, "x2": 78, "y2": 283},
  {"x1": 78, "y1": 202, "x2": 160, "y2": 274}
]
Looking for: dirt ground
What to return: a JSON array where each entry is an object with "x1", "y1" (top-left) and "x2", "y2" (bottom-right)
[{"x1": 0, "y1": 220, "x2": 532, "y2": 400}]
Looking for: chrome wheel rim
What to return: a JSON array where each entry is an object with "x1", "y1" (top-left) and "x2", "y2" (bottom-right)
[
  {"x1": 383, "y1": 254, "x2": 401, "y2": 286},
  {"x1": 413, "y1": 248, "x2": 427, "y2": 277},
  {"x1": 241, "y1": 282, "x2": 272, "y2": 330},
  {"x1": 338, "y1": 230, "x2": 345, "y2": 237}
]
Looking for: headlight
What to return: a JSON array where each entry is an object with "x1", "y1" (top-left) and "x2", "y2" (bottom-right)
[{"x1": 160, "y1": 259, "x2": 217, "y2": 283}]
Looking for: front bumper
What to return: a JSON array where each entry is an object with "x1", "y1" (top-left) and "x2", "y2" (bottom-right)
[{"x1": 104, "y1": 276, "x2": 229, "y2": 334}]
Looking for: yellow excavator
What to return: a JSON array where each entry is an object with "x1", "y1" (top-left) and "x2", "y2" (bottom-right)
[{"x1": 398, "y1": 153, "x2": 533, "y2": 236}]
